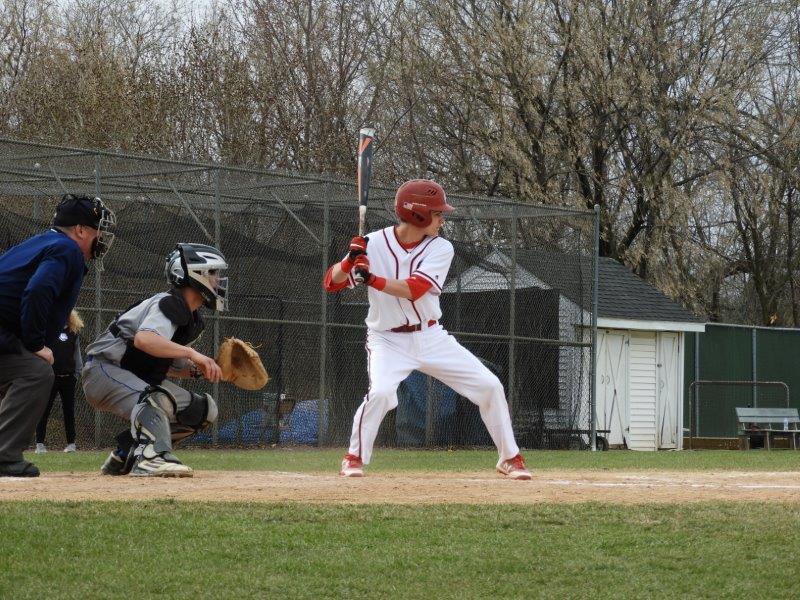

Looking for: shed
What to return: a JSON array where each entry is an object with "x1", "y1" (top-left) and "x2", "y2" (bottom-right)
[
  {"x1": 592, "y1": 260, "x2": 704, "y2": 450},
  {"x1": 443, "y1": 250, "x2": 704, "y2": 451}
]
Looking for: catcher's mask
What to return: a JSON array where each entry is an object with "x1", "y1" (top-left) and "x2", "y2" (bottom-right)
[
  {"x1": 165, "y1": 243, "x2": 229, "y2": 311},
  {"x1": 53, "y1": 194, "x2": 117, "y2": 260}
]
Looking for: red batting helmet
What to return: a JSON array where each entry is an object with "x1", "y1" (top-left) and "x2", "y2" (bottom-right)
[{"x1": 394, "y1": 179, "x2": 454, "y2": 228}]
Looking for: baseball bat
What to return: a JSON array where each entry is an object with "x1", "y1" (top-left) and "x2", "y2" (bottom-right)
[{"x1": 354, "y1": 127, "x2": 376, "y2": 284}]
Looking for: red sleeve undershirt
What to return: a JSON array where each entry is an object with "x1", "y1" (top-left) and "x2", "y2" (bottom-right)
[
  {"x1": 323, "y1": 263, "x2": 349, "y2": 292},
  {"x1": 397, "y1": 238, "x2": 432, "y2": 300},
  {"x1": 406, "y1": 274, "x2": 432, "y2": 301},
  {"x1": 323, "y1": 263, "x2": 433, "y2": 299}
]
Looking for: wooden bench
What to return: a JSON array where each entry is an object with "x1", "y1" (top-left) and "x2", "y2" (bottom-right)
[
  {"x1": 735, "y1": 407, "x2": 800, "y2": 450},
  {"x1": 541, "y1": 428, "x2": 611, "y2": 451}
]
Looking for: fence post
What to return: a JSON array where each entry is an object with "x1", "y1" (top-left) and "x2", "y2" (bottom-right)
[
  {"x1": 694, "y1": 331, "x2": 700, "y2": 386},
  {"x1": 212, "y1": 167, "x2": 221, "y2": 444},
  {"x1": 93, "y1": 154, "x2": 103, "y2": 447},
  {"x1": 508, "y1": 205, "x2": 517, "y2": 416},
  {"x1": 425, "y1": 375, "x2": 434, "y2": 446},
  {"x1": 689, "y1": 382, "x2": 695, "y2": 449},
  {"x1": 694, "y1": 331, "x2": 700, "y2": 441},
  {"x1": 455, "y1": 269, "x2": 462, "y2": 331},
  {"x1": 318, "y1": 190, "x2": 330, "y2": 446},
  {"x1": 752, "y1": 328, "x2": 757, "y2": 407},
  {"x1": 590, "y1": 205, "x2": 600, "y2": 451}
]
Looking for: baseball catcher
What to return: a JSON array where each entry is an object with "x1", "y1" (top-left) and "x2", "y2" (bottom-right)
[{"x1": 82, "y1": 243, "x2": 228, "y2": 477}]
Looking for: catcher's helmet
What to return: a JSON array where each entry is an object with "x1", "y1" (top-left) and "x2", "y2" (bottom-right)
[
  {"x1": 394, "y1": 179, "x2": 454, "y2": 228},
  {"x1": 166, "y1": 243, "x2": 229, "y2": 311}
]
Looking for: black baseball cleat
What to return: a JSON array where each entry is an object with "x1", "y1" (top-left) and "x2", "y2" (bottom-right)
[
  {"x1": 100, "y1": 449, "x2": 135, "y2": 476},
  {"x1": 0, "y1": 460, "x2": 40, "y2": 477}
]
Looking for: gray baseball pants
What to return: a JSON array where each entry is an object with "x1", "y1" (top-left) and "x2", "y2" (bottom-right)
[{"x1": 81, "y1": 357, "x2": 193, "y2": 432}]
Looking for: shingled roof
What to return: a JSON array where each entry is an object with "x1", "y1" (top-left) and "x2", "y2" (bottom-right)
[
  {"x1": 595, "y1": 257, "x2": 701, "y2": 323},
  {"x1": 447, "y1": 248, "x2": 701, "y2": 324}
]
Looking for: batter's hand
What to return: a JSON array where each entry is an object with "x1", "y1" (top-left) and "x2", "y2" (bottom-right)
[
  {"x1": 348, "y1": 236, "x2": 368, "y2": 260},
  {"x1": 34, "y1": 346, "x2": 54, "y2": 365},
  {"x1": 188, "y1": 349, "x2": 222, "y2": 383},
  {"x1": 353, "y1": 254, "x2": 375, "y2": 286}
]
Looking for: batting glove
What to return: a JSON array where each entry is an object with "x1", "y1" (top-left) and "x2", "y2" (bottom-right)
[
  {"x1": 341, "y1": 236, "x2": 368, "y2": 273},
  {"x1": 348, "y1": 236, "x2": 368, "y2": 259},
  {"x1": 353, "y1": 255, "x2": 386, "y2": 290}
]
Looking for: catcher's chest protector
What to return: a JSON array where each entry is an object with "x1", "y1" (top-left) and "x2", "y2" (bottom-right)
[{"x1": 118, "y1": 291, "x2": 205, "y2": 385}]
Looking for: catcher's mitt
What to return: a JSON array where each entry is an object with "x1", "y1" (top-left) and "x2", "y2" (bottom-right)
[{"x1": 216, "y1": 338, "x2": 270, "y2": 390}]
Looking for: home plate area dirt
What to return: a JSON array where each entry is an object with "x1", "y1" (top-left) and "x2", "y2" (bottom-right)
[{"x1": 2, "y1": 470, "x2": 800, "y2": 503}]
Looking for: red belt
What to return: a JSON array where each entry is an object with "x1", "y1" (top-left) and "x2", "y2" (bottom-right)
[{"x1": 390, "y1": 320, "x2": 437, "y2": 333}]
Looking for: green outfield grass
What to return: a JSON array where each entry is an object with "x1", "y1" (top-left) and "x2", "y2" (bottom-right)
[
  {"x1": 1, "y1": 501, "x2": 799, "y2": 599},
  {"x1": 6, "y1": 449, "x2": 800, "y2": 598},
  {"x1": 23, "y1": 447, "x2": 800, "y2": 473}
]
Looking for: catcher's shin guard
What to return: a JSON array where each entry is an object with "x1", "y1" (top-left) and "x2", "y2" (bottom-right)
[
  {"x1": 132, "y1": 385, "x2": 178, "y2": 458},
  {"x1": 171, "y1": 392, "x2": 218, "y2": 446},
  {"x1": 130, "y1": 386, "x2": 194, "y2": 477}
]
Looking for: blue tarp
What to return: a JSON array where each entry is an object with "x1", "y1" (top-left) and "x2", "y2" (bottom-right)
[{"x1": 193, "y1": 399, "x2": 328, "y2": 446}]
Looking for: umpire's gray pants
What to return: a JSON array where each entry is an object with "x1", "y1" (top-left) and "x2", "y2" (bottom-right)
[
  {"x1": 0, "y1": 351, "x2": 55, "y2": 463},
  {"x1": 82, "y1": 358, "x2": 193, "y2": 430}
]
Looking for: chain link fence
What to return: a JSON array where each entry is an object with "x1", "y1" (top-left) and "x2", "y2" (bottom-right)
[
  {"x1": 0, "y1": 137, "x2": 598, "y2": 450},
  {"x1": 687, "y1": 380, "x2": 790, "y2": 446}
]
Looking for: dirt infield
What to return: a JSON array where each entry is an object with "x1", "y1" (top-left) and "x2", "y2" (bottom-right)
[{"x1": 2, "y1": 470, "x2": 800, "y2": 503}]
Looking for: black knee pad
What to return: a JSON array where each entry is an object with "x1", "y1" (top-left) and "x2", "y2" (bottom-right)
[
  {"x1": 176, "y1": 392, "x2": 218, "y2": 430},
  {"x1": 114, "y1": 429, "x2": 135, "y2": 453},
  {"x1": 171, "y1": 393, "x2": 218, "y2": 447}
]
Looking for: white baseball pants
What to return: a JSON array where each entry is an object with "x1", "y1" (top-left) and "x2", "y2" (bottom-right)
[{"x1": 348, "y1": 324, "x2": 520, "y2": 464}]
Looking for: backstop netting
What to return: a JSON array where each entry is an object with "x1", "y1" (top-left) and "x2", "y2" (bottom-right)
[{"x1": 0, "y1": 138, "x2": 597, "y2": 450}]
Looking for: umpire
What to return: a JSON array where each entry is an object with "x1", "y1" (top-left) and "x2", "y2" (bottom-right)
[{"x1": 0, "y1": 194, "x2": 116, "y2": 477}]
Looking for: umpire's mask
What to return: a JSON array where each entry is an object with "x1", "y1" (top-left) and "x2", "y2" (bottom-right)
[{"x1": 53, "y1": 194, "x2": 117, "y2": 259}]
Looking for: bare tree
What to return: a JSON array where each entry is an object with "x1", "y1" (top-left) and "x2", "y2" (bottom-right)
[
  {"x1": 1, "y1": 0, "x2": 799, "y2": 324},
  {"x1": 0, "y1": 0, "x2": 55, "y2": 130},
  {"x1": 225, "y1": 0, "x2": 401, "y2": 174}
]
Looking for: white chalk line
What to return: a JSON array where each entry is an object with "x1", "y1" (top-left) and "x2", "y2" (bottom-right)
[
  {"x1": 4, "y1": 472, "x2": 800, "y2": 492},
  {"x1": 544, "y1": 479, "x2": 800, "y2": 490}
]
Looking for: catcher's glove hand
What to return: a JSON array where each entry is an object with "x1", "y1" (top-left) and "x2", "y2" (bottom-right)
[{"x1": 216, "y1": 338, "x2": 270, "y2": 390}]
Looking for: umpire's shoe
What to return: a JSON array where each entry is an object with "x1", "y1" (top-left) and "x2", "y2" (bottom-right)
[
  {"x1": 100, "y1": 449, "x2": 135, "y2": 476},
  {"x1": 130, "y1": 452, "x2": 193, "y2": 478},
  {"x1": 0, "y1": 460, "x2": 40, "y2": 477}
]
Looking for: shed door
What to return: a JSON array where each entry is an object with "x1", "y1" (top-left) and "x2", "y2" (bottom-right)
[
  {"x1": 596, "y1": 330, "x2": 629, "y2": 446},
  {"x1": 656, "y1": 332, "x2": 680, "y2": 448}
]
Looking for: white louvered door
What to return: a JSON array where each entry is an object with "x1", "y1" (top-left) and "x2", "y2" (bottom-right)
[
  {"x1": 656, "y1": 332, "x2": 680, "y2": 449},
  {"x1": 596, "y1": 330, "x2": 629, "y2": 446}
]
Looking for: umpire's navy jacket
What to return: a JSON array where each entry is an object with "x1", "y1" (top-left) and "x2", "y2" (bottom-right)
[{"x1": 0, "y1": 229, "x2": 87, "y2": 354}]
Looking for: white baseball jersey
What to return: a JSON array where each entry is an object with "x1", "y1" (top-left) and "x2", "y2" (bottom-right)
[{"x1": 346, "y1": 226, "x2": 454, "y2": 331}]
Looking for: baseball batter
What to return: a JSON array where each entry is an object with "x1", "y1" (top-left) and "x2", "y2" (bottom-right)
[
  {"x1": 82, "y1": 243, "x2": 226, "y2": 477},
  {"x1": 324, "y1": 179, "x2": 531, "y2": 480}
]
